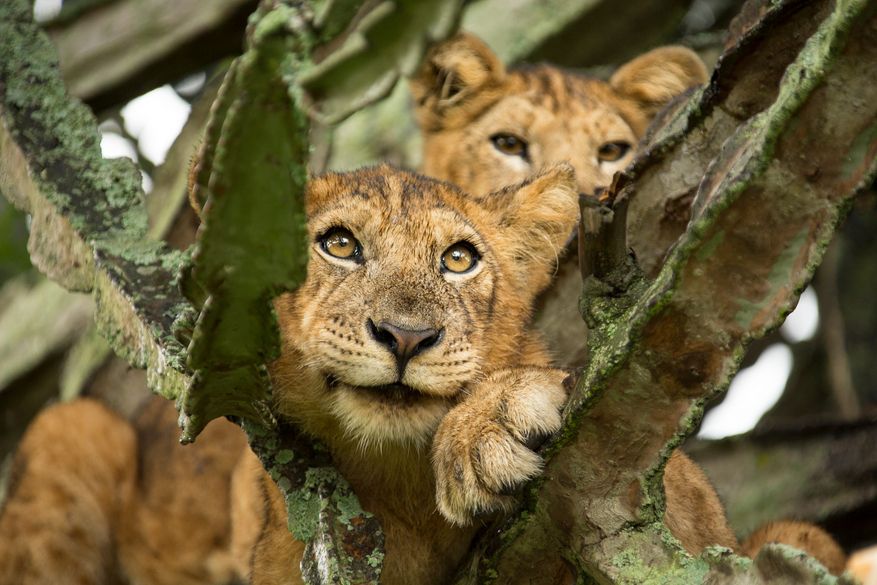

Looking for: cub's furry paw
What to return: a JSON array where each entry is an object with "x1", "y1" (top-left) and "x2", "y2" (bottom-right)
[{"x1": 432, "y1": 367, "x2": 570, "y2": 525}]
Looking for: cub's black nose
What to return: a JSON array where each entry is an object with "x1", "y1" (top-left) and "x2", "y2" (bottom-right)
[{"x1": 367, "y1": 319, "x2": 442, "y2": 375}]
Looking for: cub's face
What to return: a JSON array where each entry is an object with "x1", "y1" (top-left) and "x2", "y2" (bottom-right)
[
  {"x1": 411, "y1": 34, "x2": 708, "y2": 197},
  {"x1": 270, "y1": 165, "x2": 577, "y2": 449}
]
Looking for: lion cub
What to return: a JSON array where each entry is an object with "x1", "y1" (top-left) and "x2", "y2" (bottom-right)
[
  {"x1": 236, "y1": 164, "x2": 581, "y2": 584},
  {"x1": 0, "y1": 164, "x2": 581, "y2": 584},
  {"x1": 410, "y1": 32, "x2": 708, "y2": 201}
]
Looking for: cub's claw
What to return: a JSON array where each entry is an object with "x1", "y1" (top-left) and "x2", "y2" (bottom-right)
[{"x1": 432, "y1": 368, "x2": 569, "y2": 525}]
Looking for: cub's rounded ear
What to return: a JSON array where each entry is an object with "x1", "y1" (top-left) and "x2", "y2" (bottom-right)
[
  {"x1": 498, "y1": 164, "x2": 579, "y2": 300},
  {"x1": 410, "y1": 32, "x2": 507, "y2": 132},
  {"x1": 610, "y1": 46, "x2": 708, "y2": 135}
]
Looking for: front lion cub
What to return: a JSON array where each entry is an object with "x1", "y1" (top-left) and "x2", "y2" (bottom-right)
[
  {"x1": 240, "y1": 164, "x2": 581, "y2": 584},
  {"x1": 0, "y1": 164, "x2": 582, "y2": 585}
]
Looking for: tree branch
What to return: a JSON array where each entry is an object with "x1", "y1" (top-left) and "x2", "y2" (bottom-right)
[{"x1": 461, "y1": 0, "x2": 877, "y2": 582}]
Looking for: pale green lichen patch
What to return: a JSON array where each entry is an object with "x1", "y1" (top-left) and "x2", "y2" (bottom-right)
[
  {"x1": 286, "y1": 482, "x2": 322, "y2": 541},
  {"x1": 367, "y1": 549, "x2": 385, "y2": 568},
  {"x1": 692, "y1": 229, "x2": 724, "y2": 263},
  {"x1": 607, "y1": 531, "x2": 710, "y2": 585},
  {"x1": 733, "y1": 226, "x2": 809, "y2": 329},
  {"x1": 276, "y1": 449, "x2": 295, "y2": 464},
  {"x1": 842, "y1": 118, "x2": 877, "y2": 180},
  {"x1": 334, "y1": 489, "x2": 367, "y2": 525}
]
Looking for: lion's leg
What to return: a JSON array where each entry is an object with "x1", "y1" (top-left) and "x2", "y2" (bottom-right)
[
  {"x1": 664, "y1": 453, "x2": 846, "y2": 575},
  {"x1": 663, "y1": 451, "x2": 740, "y2": 555},
  {"x1": 741, "y1": 520, "x2": 846, "y2": 576},
  {"x1": 115, "y1": 396, "x2": 249, "y2": 585},
  {"x1": 0, "y1": 398, "x2": 137, "y2": 585},
  {"x1": 229, "y1": 447, "x2": 269, "y2": 580},
  {"x1": 237, "y1": 453, "x2": 305, "y2": 585}
]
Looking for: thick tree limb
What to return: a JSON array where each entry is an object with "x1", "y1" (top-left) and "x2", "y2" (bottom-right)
[
  {"x1": 456, "y1": 0, "x2": 877, "y2": 582},
  {"x1": 0, "y1": 0, "x2": 191, "y2": 402}
]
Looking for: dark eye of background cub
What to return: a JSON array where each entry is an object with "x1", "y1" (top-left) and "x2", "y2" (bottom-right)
[
  {"x1": 321, "y1": 228, "x2": 361, "y2": 260},
  {"x1": 597, "y1": 142, "x2": 631, "y2": 162},
  {"x1": 442, "y1": 242, "x2": 479, "y2": 274},
  {"x1": 491, "y1": 133, "x2": 528, "y2": 159}
]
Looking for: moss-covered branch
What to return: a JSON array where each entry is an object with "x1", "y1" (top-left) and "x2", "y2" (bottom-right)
[{"x1": 460, "y1": 0, "x2": 877, "y2": 582}]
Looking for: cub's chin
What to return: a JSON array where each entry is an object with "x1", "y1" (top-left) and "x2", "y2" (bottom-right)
[{"x1": 329, "y1": 381, "x2": 451, "y2": 449}]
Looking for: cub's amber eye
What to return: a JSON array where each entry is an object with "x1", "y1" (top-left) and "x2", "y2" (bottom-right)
[
  {"x1": 598, "y1": 142, "x2": 631, "y2": 162},
  {"x1": 442, "y1": 242, "x2": 478, "y2": 274},
  {"x1": 491, "y1": 133, "x2": 528, "y2": 158},
  {"x1": 321, "y1": 228, "x2": 360, "y2": 260}
]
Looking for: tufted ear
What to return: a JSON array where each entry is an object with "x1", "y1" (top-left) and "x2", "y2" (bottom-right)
[
  {"x1": 494, "y1": 164, "x2": 579, "y2": 300},
  {"x1": 610, "y1": 46, "x2": 708, "y2": 136},
  {"x1": 410, "y1": 32, "x2": 507, "y2": 132}
]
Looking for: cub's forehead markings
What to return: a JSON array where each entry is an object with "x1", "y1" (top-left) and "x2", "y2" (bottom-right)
[
  {"x1": 309, "y1": 190, "x2": 485, "y2": 249},
  {"x1": 511, "y1": 67, "x2": 599, "y2": 113},
  {"x1": 426, "y1": 203, "x2": 482, "y2": 241},
  {"x1": 481, "y1": 96, "x2": 537, "y2": 132}
]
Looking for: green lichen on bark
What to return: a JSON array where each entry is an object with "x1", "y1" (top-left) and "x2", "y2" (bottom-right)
[
  {"x1": 462, "y1": 0, "x2": 877, "y2": 582},
  {"x1": 240, "y1": 417, "x2": 385, "y2": 584},
  {"x1": 179, "y1": 5, "x2": 313, "y2": 441},
  {"x1": 0, "y1": 0, "x2": 191, "y2": 402}
]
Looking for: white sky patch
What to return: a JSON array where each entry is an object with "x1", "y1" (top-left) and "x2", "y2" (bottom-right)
[
  {"x1": 141, "y1": 172, "x2": 154, "y2": 194},
  {"x1": 33, "y1": 0, "x2": 62, "y2": 22},
  {"x1": 698, "y1": 343, "x2": 794, "y2": 439},
  {"x1": 100, "y1": 131, "x2": 139, "y2": 162},
  {"x1": 175, "y1": 72, "x2": 207, "y2": 98},
  {"x1": 781, "y1": 286, "x2": 819, "y2": 343},
  {"x1": 121, "y1": 85, "x2": 191, "y2": 165}
]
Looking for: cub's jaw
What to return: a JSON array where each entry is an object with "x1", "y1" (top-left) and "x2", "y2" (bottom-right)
[{"x1": 328, "y1": 378, "x2": 455, "y2": 448}]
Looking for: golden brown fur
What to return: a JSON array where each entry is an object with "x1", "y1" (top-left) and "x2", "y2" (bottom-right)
[
  {"x1": 239, "y1": 164, "x2": 581, "y2": 584},
  {"x1": 410, "y1": 32, "x2": 708, "y2": 198},
  {"x1": 741, "y1": 520, "x2": 848, "y2": 576},
  {"x1": 0, "y1": 397, "x2": 246, "y2": 585}
]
